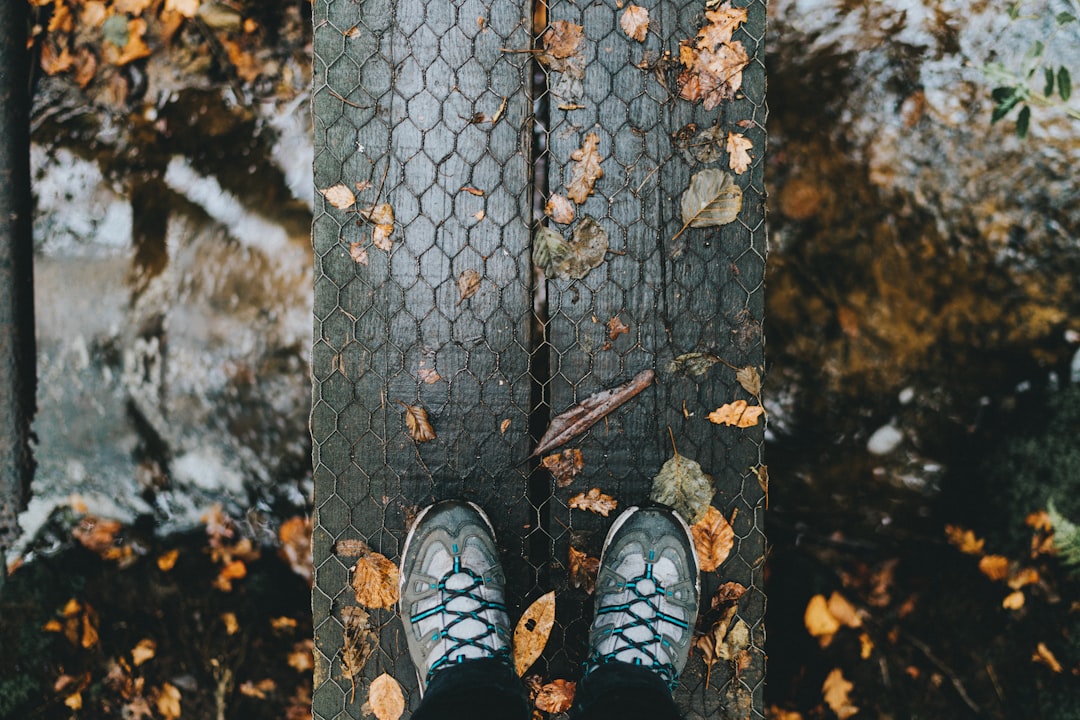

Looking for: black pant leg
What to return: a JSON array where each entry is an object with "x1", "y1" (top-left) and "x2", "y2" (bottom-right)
[
  {"x1": 569, "y1": 663, "x2": 682, "y2": 720},
  {"x1": 411, "y1": 658, "x2": 531, "y2": 720}
]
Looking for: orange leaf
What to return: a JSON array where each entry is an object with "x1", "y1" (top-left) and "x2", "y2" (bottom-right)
[
  {"x1": 978, "y1": 554, "x2": 1009, "y2": 582},
  {"x1": 691, "y1": 506, "x2": 734, "y2": 572},
  {"x1": 541, "y1": 448, "x2": 585, "y2": 487},
  {"x1": 535, "y1": 679, "x2": 576, "y2": 713},
  {"x1": 568, "y1": 488, "x2": 618, "y2": 517},
  {"x1": 221, "y1": 612, "x2": 240, "y2": 635},
  {"x1": 131, "y1": 638, "x2": 156, "y2": 667},
  {"x1": 707, "y1": 400, "x2": 764, "y2": 428},
  {"x1": 804, "y1": 594, "x2": 840, "y2": 645},
  {"x1": 1002, "y1": 590, "x2": 1025, "y2": 610},
  {"x1": 278, "y1": 516, "x2": 314, "y2": 587},
  {"x1": 399, "y1": 402, "x2": 436, "y2": 442},
  {"x1": 1007, "y1": 567, "x2": 1039, "y2": 590},
  {"x1": 821, "y1": 668, "x2": 859, "y2": 719},
  {"x1": 320, "y1": 183, "x2": 355, "y2": 210},
  {"x1": 513, "y1": 591, "x2": 555, "y2": 675},
  {"x1": 566, "y1": 133, "x2": 604, "y2": 204},
  {"x1": 351, "y1": 549, "x2": 400, "y2": 609},
  {"x1": 155, "y1": 683, "x2": 182, "y2": 720},
  {"x1": 215, "y1": 560, "x2": 247, "y2": 591},
  {"x1": 157, "y1": 549, "x2": 179, "y2": 571},
  {"x1": 944, "y1": 524, "x2": 985, "y2": 554},
  {"x1": 568, "y1": 546, "x2": 599, "y2": 594},
  {"x1": 288, "y1": 639, "x2": 315, "y2": 672},
  {"x1": 368, "y1": 673, "x2": 405, "y2": 720},
  {"x1": 1032, "y1": 642, "x2": 1063, "y2": 673}
]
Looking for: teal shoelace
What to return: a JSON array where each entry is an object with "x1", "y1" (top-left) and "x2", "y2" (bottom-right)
[
  {"x1": 588, "y1": 561, "x2": 688, "y2": 690},
  {"x1": 409, "y1": 552, "x2": 509, "y2": 682}
]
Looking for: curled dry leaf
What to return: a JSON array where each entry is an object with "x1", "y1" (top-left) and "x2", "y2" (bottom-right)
[
  {"x1": 620, "y1": 5, "x2": 650, "y2": 41},
  {"x1": 568, "y1": 545, "x2": 599, "y2": 594},
  {"x1": 399, "y1": 401, "x2": 436, "y2": 443},
  {"x1": 457, "y1": 269, "x2": 482, "y2": 305},
  {"x1": 1008, "y1": 567, "x2": 1039, "y2": 590},
  {"x1": 727, "y1": 132, "x2": 754, "y2": 174},
  {"x1": 607, "y1": 315, "x2": 629, "y2": 340},
  {"x1": 368, "y1": 673, "x2": 405, "y2": 720},
  {"x1": 500, "y1": 418, "x2": 512, "y2": 433},
  {"x1": 360, "y1": 203, "x2": 395, "y2": 251},
  {"x1": 533, "y1": 369, "x2": 654, "y2": 457},
  {"x1": 707, "y1": 400, "x2": 764, "y2": 428},
  {"x1": 351, "y1": 547, "x2": 400, "y2": 609},
  {"x1": 567, "y1": 133, "x2": 604, "y2": 204},
  {"x1": 513, "y1": 591, "x2": 556, "y2": 675},
  {"x1": 821, "y1": 668, "x2": 859, "y2": 720},
  {"x1": 691, "y1": 505, "x2": 734, "y2": 572},
  {"x1": 321, "y1": 184, "x2": 356, "y2": 210},
  {"x1": 711, "y1": 581, "x2": 747, "y2": 610},
  {"x1": 751, "y1": 464, "x2": 769, "y2": 508},
  {"x1": 542, "y1": 448, "x2": 585, "y2": 488},
  {"x1": 675, "y1": 169, "x2": 743, "y2": 241},
  {"x1": 535, "y1": 680, "x2": 576, "y2": 713},
  {"x1": 650, "y1": 450, "x2": 714, "y2": 525},
  {"x1": 545, "y1": 193, "x2": 576, "y2": 224},
  {"x1": 736, "y1": 366, "x2": 762, "y2": 398},
  {"x1": 569, "y1": 488, "x2": 618, "y2": 517}
]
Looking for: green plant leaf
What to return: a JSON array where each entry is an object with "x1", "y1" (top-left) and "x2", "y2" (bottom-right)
[
  {"x1": 991, "y1": 88, "x2": 1023, "y2": 123},
  {"x1": 1016, "y1": 104, "x2": 1031, "y2": 138},
  {"x1": 1055, "y1": 11, "x2": 1076, "y2": 24},
  {"x1": 1045, "y1": 67, "x2": 1056, "y2": 96},
  {"x1": 1027, "y1": 40, "x2": 1045, "y2": 60},
  {"x1": 1007, "y1": 2, "x2": 1020, "y2": 19},
  {"x1": 1059, "y1": 66, "x2": 1072, "y2": 101}
]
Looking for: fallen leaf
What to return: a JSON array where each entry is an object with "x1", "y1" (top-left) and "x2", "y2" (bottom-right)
[
  {"x1": 821, "y1": 669, "x2": 858, "y2": 720},
  {"x1": 418, "y1": 363, "x2": 440, "y2": 384},
  {"x1": 978, "y1": 555, "x2": 1010, "y2": 582},
  {"x1": 1033, "y1": 642, "x2": 1063, "y2": 672},
  {"x1": 535, "y1": 680, "x2": 576, "y2": 713},
  {"x1": 678, "y1": 3, "x2": 750, "y2": 110},
  {"x1": 473, "y1": 209, "x2": 485, "y2": 221},
  {"x1": 859, "y1": 632, "x2": 874, "y2": 660},
  {"x1": 457, "y1": 269, "x2": 482, "y2": 305},
  {"x1": 155, "y1": 683, "x2": 182, "y2": 720},
  {"x1": 607, "y1": 315, "x2": 629, "y2": 340},
  {"x1": 341, "y1": 607, "x2": 378, "y2": 700},
  {"x1": 349, "y1": 242, "x2": 369, "y2": 265},
  {"x1": 691, "y1": 506, "x2": 734, "y2": 571},
  {"x1": 545, "y1": 193, "x2": 576, "y2": 224},
  {"x1": 239, "y1": 679, "x2": 277, "y2": 699},
  {"x1": 566, "y1": 133, "x2": 604, "y2": 204},
  {"x1": 73, "y1": 47, "x2": 97, "y2": 89},
  {"x1": 513, "y1": 591, "x2": 555, "y2": 675},
  {"x1": 826, "y1": 592, "x2": 863, "y2": 630},
  {"x1": 321, "y1": 184, "x2": 356, "y2": 210},
  {"x1": 542, "y1": 449, "x2": 585, "y2": 487},
  {"x1": 157, "y1": 549, "x2": 179, "y2": 571},
  {"x1": 351, "y1": 548, "x2": 400, "y2": 609},
  {"x1": 1000, "y1": 588, "x2": 1022, "y2": 611},
  {"x1": 569, "y1": 488, "x2": 618, "y2": 517},
  {"x1": 751, "y1": 464, "x2": 768, "y2": 508},
  {"x1": 40, "y1": 41, "x2": 74, "y2": 76},
  {"x1": 355, "y1": 180, "x2": 373, "y2": 192},
  {"x1": 533, "y1": 225, "x2": 569, "y2": 275},
  {"x1": 712, "y1": 582, "x2": 747, "y2": 611},
  {"x1": 1008, "y1": 567, "x2": 1039, "y2": 590},
  {"x1": 620, "y1": 5, "x2": 649, "y2": 41},
  {"x1": 532, "y1": 369, "x2": 654, "y2": 457},
  {"x1": 65, "y1": 693, "x2": 82, "y2": 710},
  {"x1": 214, "y1": 559, "x2": 247, "y2": 592},
  {"x1": 221, "y1": 612, "x2": 240, "y2": 635},
  {"x1": 335, "y1": 539, "x2": 371, "y2": 557},
  {"x1": 500, "y1": 418, "x2": 512, "y2": 433},
  {"x1": 131, "y1": 639, "x2": 156, "y2": 667},
  {"x1": 368, "y1": 674, "x2": 405, "y2": 720},
  {"x1": 568, "y1": 545, "x2": 599, "y2": 594},
  {"x1": 804, "y1": 594, "x2": 841, "y2": 643},
  {"x1": 271, "y1": 616, "x2": 298, "y2": 632},
  {"x1": 288, "y1": 639, "x2": 315, "y2": 672},
  {"x1": 650, "y1": 448, "x2": 714, "y2": 525},
  {"x1": 399, "y1": 401, "x2": 436, "y2": 443},
  {"x1": 666, "y1": 352, "x2": 722, "y2": 377},
  {"x1": 492, "y1": 96, "x2": 508, "y2": 124},
  {"x1": 696, "y1": 3, "x2": 748, "y2": 49},
  {"x1": 945, "y1": 525, "x2": 985, "y2": 555},
  {"x1": 461, "y1": 186, "x2": 485, "y2": 196},
  {"x1": 727, "y1": 132, "x2": 753, "y2": 174},
  {"x1": 674, "y1": 169, "x2": 743, "y2": 241},
  {"x1": 708, "y1": 400, "x2": 764, "y2": 428},
  {"x1": 736, "y1": 366, "x2": 761, "y2": 398},
  {"x1": 360, "y1": 203, "x2": 395, "y2": 251},
  {"x1": 81, "y1": 607, "x2": 100, "y2": 649},
  {"x1": 540, "y1": 21, "x2": 583, "y2": 67},
  {"x1": 683, "y1": 125, "x2": 726, "y2": 164},
  {"x1": 551, "y1": 216, "x2": 608, "y2": 280},
  {"x1": 767, "y1": 707, "x2": 804, "y2": 720},
  {"x1": 279, "y1": 516, "x2": 314, "y2": 587},
  {"x1": 1026, "y1": 509, "x2": 1053, "y2": 532}
]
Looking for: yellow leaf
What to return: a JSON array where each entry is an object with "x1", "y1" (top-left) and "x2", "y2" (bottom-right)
[
  {"x1": 568, "y1": 488, "x2": 618, "y2": 517},
  {"x1": 221, "y1": 612, "x2": 240, "y2": 635},
  {"x1": 691, "y1": 505, "x2": 734, "y2": 572},
  {"x1": 859, "y1": 632, "x2": 874, "y2": 660},
  {"x1": 1002, "y1": 590, "x2": 1025, "y2": 610},
  {"x1": 1007, "y1": 567, "x2": 1039, "y2": 590},
  {"x1": 535, "y1": 679, "x2": 576, "y2": 713},
  {"x1": 131, "y1": 638, "x2": 157, "y2": 667},
  {"x1": 727, "y1": 132, "x2": 753, "y2": 174},
  {"x1": 399, "y1": 402, "x2": 436, "y2": 443},
  {"x1": 822, "y1": 668, "x2": 859, "y2": 719},
  {"x1": 513, "y1": 591, "x2": 555, "y2": 675},
  {"x1": 368, "y1": 673, "x2": 405, "y2": 720},
  {"x1": 320, "y1": 183, "x2": 356, "y2": 210},
  {"x1": 978, "y1": 555, "x2": 1009, "y2": 582},
  {"x1": 65, "y1": 692, "x2": 83, "y2": 710},
  {"x1": 804, "y1": 594, "x2": 840, "y2": 645},
  {"x1": 156, "y1": 683, "x2": 182, "y2": 720},
  {"x1": 1032, "y1": 642, "x2": 1063, "y2": 673},
  {"x1": 157, "y1": 549, "x2": 180, "y2": 571},
  {"x1": 351, "y1": 549, "x2": 400, "y2": 609},
  {"x1": 619, "y1": 5, "x2": 649, "y2": 42},
  {"x1": 944, "y1": 525, "x2": 985, "y2": 554},
  {"x1": 707, "y1": 400, "x2": 764, "y2": 428}
]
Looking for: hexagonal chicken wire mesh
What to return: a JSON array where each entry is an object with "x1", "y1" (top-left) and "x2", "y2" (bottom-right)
[{"x1": 310, "y1": 0, "x2": 766, "y2": 716}]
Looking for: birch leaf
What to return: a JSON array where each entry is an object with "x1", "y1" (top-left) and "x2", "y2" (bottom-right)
[
  {"x1": 569, "y1": 488, "x2": 618, "y2": 517},
  {"x1": 691, "y1": 505, "x2": 734, "y2": 571},
  {"x1": 399, "y1": 401, "x2": 436, "y2": 442},
  {"x1": 650, "y1": 451, "x2": 715, "y2": 524},
  {"x1": 727, "y1": 132, "x2": 753, "y2": 174},
  {"x1": 566, "y1": 133, "x2": 604, "y2": 204},
  {"x1": 368, "y1": 674, "x2": 405, "y2": 720},
  {"x1": 513, "y1": 591, "x2": 556, "y2": 675},
  {"x1": 620, "y1": 5, "x2": 650, "y2": 41},
  {"x1": 707, "y1": 400, "x2": 764, "y2": 428},
  {"x1": 677, "y1": 169, "x2": 742, "y2": 238},
  {"x1": 321, "y1": 184, "x2": 356, "y2": 210},
  {"x1": 456, "y1": 269, "x2": 482, "y2": 305}
]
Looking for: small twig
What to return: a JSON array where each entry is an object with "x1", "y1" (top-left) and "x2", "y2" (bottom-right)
[
  {"x1": 903, "y1": 633, "x2": 981, "y2": 714},
  {"x1": 328, "y1": 88, "x2": 361, "y2": 107}
]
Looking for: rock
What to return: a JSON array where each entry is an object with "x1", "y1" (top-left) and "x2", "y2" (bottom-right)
[{"x1": 867, "y1": 423, "x2": 904, "y2": 456}]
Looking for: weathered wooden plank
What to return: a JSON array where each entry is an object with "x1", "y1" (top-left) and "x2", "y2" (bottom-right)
[{"x1": 310, "y1": 0, "x2": 536, "y2": 715}]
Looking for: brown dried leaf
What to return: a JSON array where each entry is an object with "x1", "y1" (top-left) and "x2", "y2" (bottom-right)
[
  {"x1": 418, "y1": 362, "x2": 440, "y2": 384},
  {"x1": 569, "y1": 488, "x2": 618, "y2": 517},
  {"x1": 113, "y1": 19, "x2": 153, "y2": 66},
  {"x1": 542, "y1": 448, "x2": 585, "y2": 488},
  {"x1": 461, "y1": 186, "x2": 485, "y2": 196},
  {"x1": 1033, "y1": 642, "x2": 1063, "y2": 673},
  {"x1": 288, "y1": 639, "x2": 315, "y2": 672},
  {"x1": 607, "y1": 315, "x2": 629, "y2": 341},
  {"x1": 532, "y1": 369, "x2": 654, "y2": 457},
  {"x1": 541, "y1": 21, "x2": 583, "y2": 61},
  {"x1": 214, "y1": 559, "x2": 247, "y2": 592},
  {"x1": 372, "y1": 224, "x2": 394, "y2": 251},
  {"x1": 399, "y1": 401, "x2": 436, "y2": 443},
  {"x1": 978, "y1": 554, "x2": 1010, "y2": 582},
  {"x1": 567, "y1": 133, "x2": 604, "y2": 204},
  {"x1": 155, "y1": 683, "x2": 182, "y2": 720},
  {"x1": 513, "y1": 591, "x2": 556, "y2": 675},
  {"x1": 821, "y1": 669, "x2": 859, "y2": 720},
  {"x1": 691, "y1": 506, "x2": 734, "y2": 572},
  {"x1": 341, "y1": 607, "x2": 378, "y2": 700},
  {"x1": 650, "y1": 451, "x2": 715, "y2": 525},
  {"x1": 278, "y1": 516, "x2": 313, "y2": 587},
  {"x1": 457, "y1": 269, "x2": 482, "y2": 305},
  {"x1": 131, "y1": 639, "x2": 156, "y2": 667},
  {"x1": 736, "y1": 366, "x2": 761, "y2": 398},
  {"x1": 368, "y1": 673, "x2": 405, "y2": 720},
  {"x1": 676, "y1": 169, "x2": 742, "y2": 240},
  {"x1": 321, "y1": 183, "x2": 356, "y2": 210},
  {"x1": 707, "y1": 400, "x2": 764, "y2": 428},
  {"x1": 711, "y1": 581, "x2": 747, "y2": 610},
  {"x1": 1008, "y1": 566, "x2": 1040, "y2": 590},
  {"x1": 944, "y1": 525, "x2": 985, "y2": 554},
  {"x1": 349, "y1": 242, "x2": 369, "y2": 265},
  {"x1": 620, "y1": 5, "x2": 650, "y2": 42},
  {"x1": 696, "y1": 3, "x2": 748, "y2": 49},
  {"x1": 271, "y1": 616, "x2": 298, "y2": 632},
  {"x1": 500, "y1": 418, "x2": 512, "y2": 433},
  {"x1": 351, "y1": 549, "x2": 400, "y2": 609},
  {"x1": 568, "y1": 545, "x2": 599, "y2": 594},
  {"x1": 545, "y1": 193, "x2": 576, "y2": 224},
  {"x1": 666, "y1": 352, "x2": 721, "y2": 377},
  {"x1": 727, "y1": 132, "x2": 753, "y2": 174},
  {"x1": 535, "y1": 679, "x2": 576, "y2": 713}
]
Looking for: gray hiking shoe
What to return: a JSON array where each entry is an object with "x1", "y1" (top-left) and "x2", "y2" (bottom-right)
[
  {"x1": 584, "y1": 505, "x2": 700, "y2": 690},
  {"x1": 398, "y1": 500, "x2": 512, "y2": 694}
]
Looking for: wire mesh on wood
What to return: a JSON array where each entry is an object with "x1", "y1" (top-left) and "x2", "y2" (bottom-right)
[{"x1": 311, "y1": 0, "x2": 766, "y2": 716}]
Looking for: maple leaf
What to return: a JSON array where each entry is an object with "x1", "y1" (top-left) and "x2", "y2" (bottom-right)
[
  {"x1": 691, "y1": 505, "x2": 734, "y2": 572},
  {"x1": 399, "y1": 401, "x2": 436, "y2": 442},
  {"x1": 650, "y1": 449, "x2": 715, "y2": 525},
  {"x1": 620, "y1": 5, "x2": 650, "y2": 42},
  {"x1": 513, "y1": 591, "x2": 555, "y2": 675},
  {"x1": 568, "y1": 545, "x2": 599, "y2": 594},
  {"x1": 569, "y1": 488, "x2": 618, "y2": 517},
  {"x1": 535, "y1": 680, "x2": 576, "y2": 713},
  {"x1": 821, "y1": 669, "x2": 859, "y2": 720},
  {"x1": 727, "y1": 132, "x2": 753, "y2": 174},
  {"x1": 456, "y1": 269, "x2": 481, "y2": 305},
  {"x1": 351, "y1": 547, "x2": 400, "y2": 609},
  {"x1": 607, "y1": 315, "x2": 629, "y2": 341},
  {"x1": 368, "y1": 673, "x2": 405, "y2": 720},
  {"x1": 566, "y1": 133, "x2": 604, "y2": 204},
  {"x1": 545, "y1": 193, "x2": 576, "y2": 224},
  {"x1": 708, "y1": 400, "x2": 764, "y2": 428}
]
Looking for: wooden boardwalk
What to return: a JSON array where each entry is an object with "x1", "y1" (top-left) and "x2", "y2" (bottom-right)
[{"x1": 310, "y1": 0, "x2": 766, "y2": 716}]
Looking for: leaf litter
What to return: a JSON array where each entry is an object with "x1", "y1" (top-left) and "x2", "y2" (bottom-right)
[
  {"x1": 531, "y1": 369, "x2": 654, "y2": 456},
  {"x1": 678, "y1": 1, "x2": 751, "y2": 110},
  {"x1": 513, "y1": 591, "x2": 555, "y2": 675}
]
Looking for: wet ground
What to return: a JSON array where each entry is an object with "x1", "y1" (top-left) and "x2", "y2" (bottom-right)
[{"x1": 5, "y1": 0, "x2": 1080, "y2": 718}]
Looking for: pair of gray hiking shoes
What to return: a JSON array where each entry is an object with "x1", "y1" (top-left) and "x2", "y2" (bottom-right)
[{"x1": 398, "y1": 500, "x2": 700, "y2": 695}]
